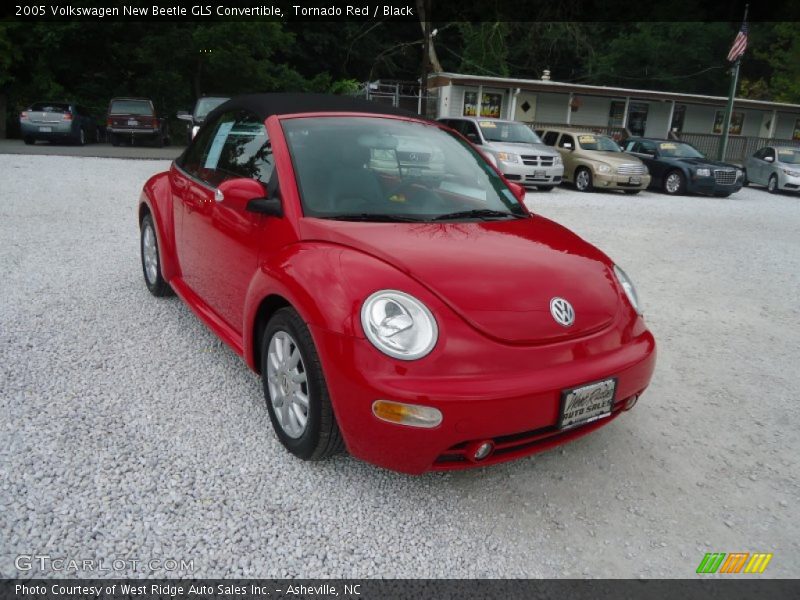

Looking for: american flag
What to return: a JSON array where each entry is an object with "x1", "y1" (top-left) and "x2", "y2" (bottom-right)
[{"x1": 727, "y1": 20, "x2": 749, "y2": 62}]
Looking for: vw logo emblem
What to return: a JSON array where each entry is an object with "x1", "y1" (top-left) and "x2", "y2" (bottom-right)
[{"x1": 550, "y1": 297, "x2": 575, "y2": 327}]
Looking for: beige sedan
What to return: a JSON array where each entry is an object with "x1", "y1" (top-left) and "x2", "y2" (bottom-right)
[{"x1": 537, "y1": 128, "x2": 650, "y2": 194}]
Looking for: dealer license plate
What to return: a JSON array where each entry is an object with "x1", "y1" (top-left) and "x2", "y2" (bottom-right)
[
  {"x1": 128, "y1": 119, "x2": 139, "y2": 126},
  {"x1": 534, "y1": 170, "x2": 546, "y2": 178},
  {"x1": 558, "y1": 378, "x2": 616, "y2": 429},
  {"x1": 628, "y1": 176, "x2": 641, "y2": 185},
  {"x1": 38, "y1": 126, "x2": 52, "y2": 132}
]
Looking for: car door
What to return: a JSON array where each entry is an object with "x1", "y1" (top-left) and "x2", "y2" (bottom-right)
[
  {"x1": 174, "y1": 110, "x2": 276, "y2": 333},
  {"x1": 748, "y1": 148, "x2": 766, "y2": 184},
  {"x1": 761, "y1": 147, "x2": 777, "y2": 184},
  {"x1": 634, "y1": 140, "x2": 661, "y2": 183},
  {"x1": 557, "y1": 133, "x2": 576, "y2": 180}
]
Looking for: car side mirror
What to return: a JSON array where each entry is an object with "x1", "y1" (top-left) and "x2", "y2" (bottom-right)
[
  {"x1": 562, "y1": 142, "x2": 573, "y2": 150},
  {"x1": 177, "y1": 111, "x2": 192, "y2": 122},
  {"x1": 247, "y1": 196, "x2": 282, "y2": 217},
  {"x1": 466, "y1": 132, "x2": 481, "y2": 144},
  {"x1": 764, "y1": 156, "x2": 774, "y2": 163},
  {"x1": 216, "y1": 178, "x2": 281, "y2": 216},
  {"x1": 507, "y1": 182, "x2": 526, "y2": 203}
]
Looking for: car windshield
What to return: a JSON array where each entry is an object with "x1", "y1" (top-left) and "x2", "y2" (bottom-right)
[
  {"x1": 195, "y1": 97, "x2": 228, "y2": 118},
  {"x1": 577, "y1": 134, "x2": 620, "y2": 152},
  {"x1": 478, "y1": 121, "x2": 542, "y2": 144},
  {"x1": 110, "y1": 100, "x2": 152, "y2": 115},
  {"x1": 30, "y1": 102, "x2": 70, "y2": 112},
  {"x1": 658, "y1": 142, "x2": 704, "y2": 158},
  {"x1": 776, "y1": 148, "x2": 800, "y2": 164},
  {"x1": 282, "y1": 116, "x2": 527, "y2": 221}
]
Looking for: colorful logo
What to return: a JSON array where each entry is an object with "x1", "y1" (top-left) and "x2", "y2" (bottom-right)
[{"x1": 696, "y1": 552, "x2": 773, "y2": 574}]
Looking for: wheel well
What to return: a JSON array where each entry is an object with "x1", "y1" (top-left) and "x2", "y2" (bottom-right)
[
  {"x1": 252, "y1": 294, "x2": 291, "y2": 373},
  {"x1": 138, "y1": 203, "x2": 151, "y2": 226}
]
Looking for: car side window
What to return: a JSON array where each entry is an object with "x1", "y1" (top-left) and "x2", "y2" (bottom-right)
[
  {"x1": 753, "y1": 148, "x2": 766, "y2": 159},
  {"x1": 625, "y1": 141, "x2": 639, "y2": 152},
  {"x1": 558, "y1": 134, "x2": 575, "y2": 149},
  {"x1": 462, "y1": 122, "x2": 480, "y2": 142},
  {"x1": 542, "y1": 131, "x2": 559, "y2": 146},
  {"x1": 640, "y1": 141, "x2": 657, "y2": 155},
  {"x1": 764, "y1": 148, "x2": 775, "y2": 161},
  {"x1": 178, "y1": 113, "x2": 225, "y2": 180}
]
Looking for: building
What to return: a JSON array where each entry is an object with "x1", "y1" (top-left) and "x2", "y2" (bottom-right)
[{"x1": 427, "y1": 72, "x2": 800, "y2": 163}]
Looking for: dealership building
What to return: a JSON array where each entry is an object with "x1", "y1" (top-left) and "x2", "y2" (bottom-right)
[{"x1": 427, "y1": 72, "x2": 800, "y2": 163}]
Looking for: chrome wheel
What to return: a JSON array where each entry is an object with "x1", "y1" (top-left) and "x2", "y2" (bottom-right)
[
  {"x1": 665, "y1": 172, "x2": 683, "y2": 194},
  {"x1": 266, "y1": 331, "x2": 309, "y2": 439},
  {"x1": 575, "y1": 169, "x2": 591, "y2": 191},
  {"x1": 142, "y1": 223, "x2": 158, "y2": 285}
]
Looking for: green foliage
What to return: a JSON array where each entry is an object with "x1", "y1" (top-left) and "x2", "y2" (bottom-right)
[
  {"x1": 758, "y1": 22, "x2": 800, "y2": 103},
  {"x1": 456, "y1": 23, "x2": 510, "y2": 77}
]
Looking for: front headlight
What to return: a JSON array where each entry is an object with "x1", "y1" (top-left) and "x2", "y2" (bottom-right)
[
  {"x1": 361, "y1": 290, "x2": 438, "y2": 360},
  {"x1": 736, "y1": 168, "x2": 744, "y2": 179},
  {"x1": 695, "y1": 168, "x2": 711, "y2": 177},
  {"x1": 497, "y1": 152, "x2": 520, "y2": 164},
  {"x1": 783, "y1": 168, "x2": 800, "y2": 177},
  {"x1": 552, "y1": 154, "x2": 562, "y2": 166},
  {"x1": 613, "y1": 265, "x2": 642, "y2": 315},
  {"x1": 595, "y1": 163, "x2": 611, "y2": 173}
]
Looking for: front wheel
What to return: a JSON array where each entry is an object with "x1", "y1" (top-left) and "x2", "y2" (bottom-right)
[
  {"x1": 261, "y1": 307, "x2": 344, "y2": 461},
  {"x1": 663, "y1": 170, "x2": 686, "y2": 195},
  {"x1": 574, "y1": 167, "x2": 593, "y2": 192},
  {"x1": 768, "y1": 174, "x2": 779, "y2": 194},
  {"x1": 140, "y1": 213, "x2": 173, "y2": 297}
]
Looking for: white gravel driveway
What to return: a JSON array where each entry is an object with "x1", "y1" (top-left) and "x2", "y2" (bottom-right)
[{"x1": 1, "y1": 154, "x2": 798, "y2": 578}]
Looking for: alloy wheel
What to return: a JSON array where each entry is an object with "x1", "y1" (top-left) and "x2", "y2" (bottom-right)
[
  {"x1": 665, "y1": 172, "x2": 682, "y2": 194},
  {"x1": 142, "y1": 223, "x2": 159, "y2": 285},
  {"x1": 575, "y1": 170, "x2": 590, "y2": 191},
  {"x1": 266, "y1": 331, "x2": 309, "y2": 439}
]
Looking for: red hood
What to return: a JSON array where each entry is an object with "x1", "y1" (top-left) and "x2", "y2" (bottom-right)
[{"x1": 298, "y1": 216, "x2": 622, "y2": 344}]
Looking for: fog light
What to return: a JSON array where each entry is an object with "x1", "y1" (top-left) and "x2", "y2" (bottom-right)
[
  {"x1": 624, "y1": 395, "x2": 639, "y2": 411},
  {"x1": 466, "y1": 440, "x2": 495, "y2": 462},
  {"x1": 372, "y1": 400, "x2": 442, "y2": 428}
]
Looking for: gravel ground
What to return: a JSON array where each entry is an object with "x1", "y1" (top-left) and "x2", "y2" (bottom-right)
[{"x1": 1, "y1": 154, "x2": 798, "y2": 578}]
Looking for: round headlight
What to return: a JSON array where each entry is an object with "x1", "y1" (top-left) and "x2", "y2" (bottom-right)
[
  {"x1": 613, "y1": 265, "x2": 642, "y2": 315},
  {"x1": 596, "y1": 163, "x2": 611, "y2": 173},
  {"x1": 361, "y1": 290, "x2": 438, "y2": 360}
]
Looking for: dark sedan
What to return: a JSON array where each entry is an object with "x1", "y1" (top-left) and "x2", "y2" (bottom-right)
[{"x1": 623, "y1": 138, "x2": 743, "y2": 197}]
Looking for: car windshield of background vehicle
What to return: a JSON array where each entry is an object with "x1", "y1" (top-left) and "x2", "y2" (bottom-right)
[
  {"x1": 30, "y1": 102, "x2": 70, "y2": 113},
  {"x1": 777, "y1": 149, "x2": 800, "y2": 164},
  {"x1": 479, "y1": 121, "x2": 543, "y2": 144},
  {"x1": 282, "y1": 116, "x2": 527, "y2": 221},
  {"x1": 195, "y1": 97, "x2": 228, "y2": 119},
  {"x1": 658, "y1": 142, "x2": 705, "y2": 158},
  {"x1": 110, "y1": 100, "x2": 152, "y2": 115},
  {"x1": 578, "y1": 134, "x2": 620, "y2": 152}
]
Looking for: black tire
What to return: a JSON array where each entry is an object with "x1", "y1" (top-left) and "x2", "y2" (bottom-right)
[
  {"x1": 742, "y1": 172, "x2": 749, "y2": 187},
  {"x1": 574, "y1": 167, "x2": 593, "y2": 192},
  {"x1": 663, "y1": 169, "x2": 686, "y2": 195},
  {"x1": 261, "y1": 307, "x2": 344, "y2": 461},
  {"x1": 23, "y1": 136, "x2": 35, "y2": 145},
  {"x1": 154, "y1": 134, "x2": 165, "y2": 148},
  {"x1": 768, "y1": 174, "x2": 779, "y2": 194},
  {"x1": 536, "y1": 185, "x2": 554, "y2": 192},
  {"x1": 140, "y1": 213, "x2": 173, "y2": 297},
  {"x1": 110, "y1": 133, "x2": 120, "y2": 147},
  {"x1": 624, "y1": 190, "x2": 641, "y2": 195}
]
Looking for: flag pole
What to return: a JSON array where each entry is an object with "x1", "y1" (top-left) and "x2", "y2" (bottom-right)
[{"x1": 718, "y1": 4, "x2": 748, "y2": 161}]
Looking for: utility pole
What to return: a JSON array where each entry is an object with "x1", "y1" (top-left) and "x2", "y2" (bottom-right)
[
  {"x1": 419, "y1": 3, "x2": 431, "y2": 117},
  {"x1": 718, "y1": 4, "x2": 749, "y2": 161}
]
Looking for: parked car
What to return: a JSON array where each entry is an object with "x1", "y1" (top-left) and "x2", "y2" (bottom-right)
[
  {"x1": 177, "y1": 95, "x2": 229, "y2": 144},
  {"x1": 19, "y1": 102, "x2": 98, "y2": 145},
  {"x1": 138, "y1": 93, "x2": 656, "y2": 474},
  {"x1": 744, "y1": 146, "x2": 800, "y2": 194},
  {"x1": 367, "y1": 134, "x2": 446, "y2": 177},
  {"x1": 622, "y1": 138, "x2": 743, "y2": 197},
  {"x1": 106, "y1": 97, "x2": 170, "y2": 147},
  {"x1": 537, "y1": 128, "x2": 650, "y2": 194},
  {"x1": 439, "y1": 117, "x2": 563, "y2": 191}
]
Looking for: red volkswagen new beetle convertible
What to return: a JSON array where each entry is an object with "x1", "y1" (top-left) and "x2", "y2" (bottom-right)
[{"x1": 138, "y1": 94, "x2": 656, "y2": 474}]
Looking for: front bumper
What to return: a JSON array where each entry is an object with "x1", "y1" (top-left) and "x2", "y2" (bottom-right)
[
  {"x1": 687, "y1": 175, "x2": 743, "y2": 195},
  {"x1": 594, "y1": 172, "x2": 651, "y2": 190},
  {"x1": 500, "y1": 162, "x2": 565, "y2": 188},
  {"x1": 778, "y1": 172, "x2": 800, "y2": 191},
  {"x1": 310, "y1": 323, "x2": 656, "y2": 474}
]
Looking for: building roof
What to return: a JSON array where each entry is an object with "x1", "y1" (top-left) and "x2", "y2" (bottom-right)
[
  {"x1": 208, "y1": 93, "x2": 419, "y2": 122},
  {"x1": 429, "y1": 72, "x2": 800, "y2": 113}
]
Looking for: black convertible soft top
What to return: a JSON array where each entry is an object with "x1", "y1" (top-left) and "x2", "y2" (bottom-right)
[{"x1": 206, "y1": 93, "x2": 421, "y2": 123}]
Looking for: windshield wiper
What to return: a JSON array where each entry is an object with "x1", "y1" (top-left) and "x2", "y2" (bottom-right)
[
  {"x1": 324, "y1": 213, "x2": 428, "y2": 223},
  {"x1": 432, "y1": 209, "x2": 523, "y2": 221}
]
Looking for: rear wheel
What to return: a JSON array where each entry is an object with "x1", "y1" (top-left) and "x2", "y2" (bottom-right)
[
  {"x1": 574, "y1": 167, "x2": 593, "y2": 192},
  {"x1": 140, "y1": 213, "x2": 173, "y2": 297},
  {"x1": 261, "y1": 307, "x2": 344, "y2": 461},
  {"x1": 23, "y1": 136, "x2": 35, "y2": 145},
  {"x1": 768, "y1": 174, "x2": 779, "y2": 194},
  {"x1": 663, "y1": 170, "x2": 686, "y2": 195},
  {"x1": 110, "y1": 133, "x2": 120, "y2": 147}
]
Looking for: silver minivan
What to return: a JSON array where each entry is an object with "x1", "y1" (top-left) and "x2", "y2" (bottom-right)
[{"x1": 438, "y1": 117, "x2": 564, "y2": 191}]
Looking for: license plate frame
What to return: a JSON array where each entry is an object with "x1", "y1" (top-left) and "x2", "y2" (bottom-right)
[
  {"x1": 127, "y1": 119, "x2": 139, "y2": 126},
  {"x1": 534, "y1": 170, "x2": 546, "y2": 178},
  {"x1": 38, "y1": 126, "x2": 52, "y2": 132},
  {"x1": 628, "y1": 176, "x2": 642, "y2": 185},
  {"x1": 558, "y1": 377, "x2": 617, "y2": 430}
]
